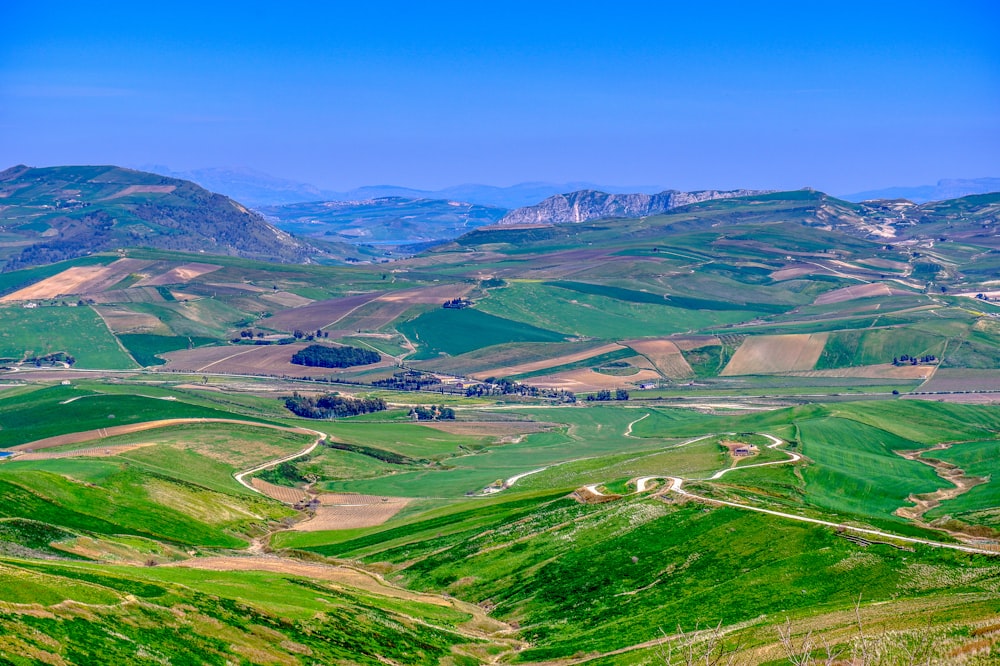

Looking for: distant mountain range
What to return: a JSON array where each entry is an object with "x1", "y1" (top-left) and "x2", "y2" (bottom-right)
[
  {"x1": 138, "y1": 165, "x2": 663, "y2": 209},
  {"x1": 841, "y1": 178, "x2": 1000, "y2": 203},
  {"x1": 498, "y1": 189, "x2": 770, "y2": 225},
  {"x1": 0, "y1": 165, "x2": 316, "y2": 271},
  {"x1": 261, "y1": 197, "x2": 507, "y2": 244}
]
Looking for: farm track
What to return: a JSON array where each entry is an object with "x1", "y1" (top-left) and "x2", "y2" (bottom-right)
[{"x1": 566, "y1": 430, "x2": 999, "y2": 556}]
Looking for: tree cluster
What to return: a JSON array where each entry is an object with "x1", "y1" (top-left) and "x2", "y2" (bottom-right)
[
  {"x1": 283, "y1": 391, "x2": 386, "y2": 419},
  {"x1": 409, "y1": 405, "x2": 456, "y2": 421},
  {"x1": 442, "y1": 298, "x2": 473, "y2": 309},
  {"x1": 587, "y1": 388, "x2": 630, "y2": 401},
  {"x1": 290, "y1": 344, "x2": 380, "y2": 368},
  {"x1": 892, "y1": 354, "x2": 937, "y2": 366}
]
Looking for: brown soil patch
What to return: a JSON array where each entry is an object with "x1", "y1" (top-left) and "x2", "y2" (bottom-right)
[
  {"x1": 0, "y1": 259, "x2": 153, "y2": 301},
  {"x1": 626, "y1": 339, "x2": 694, "y2": 378},
  {"x1": 251, "y1": 479, "x2": 308, "y2": 504},
  {"x1": 786, "y1": 363, "x2": 936, "y2": 380},
  {"x1": 670, "y1": 335, "x2": 722, "y2": 352},
  {"x1": 93, "y1": 306, "x2": 169, "y2": 334},
  {"x1": 571, "y1": 487, "x2": 621, "y2": 504},
  {"x1": 13, "y1": 443, "x2": 155, "y2": 461},
  {"x1": 470, "y1": 343, "x2": 624, "y2": 380},
  {"x1": 293, "y1": 496, "x2": 410, "y2": 530},
  {"x1": 260, "y1": 291, "x2": 313, "y2": 308},
  {"x1": 376, "y1": 283, "x2": 474, "y2": 304},
  {"x1": 894, "y1": 444, "x2": 989, "y2": 525},
  {"x1": 9, "y1": 418, "x2": 316, "y2": 453},
  {"x1": 721, "y1": 333, "x2": 828, "y2": 375},
  {"x1": 526, "y1": 367, "x2": 662, "y2": 392},
  {"x1": 160, "y1": 342, "x2": 389, "y2": 377},
  {"x1": 813, "y1": 283, "x2": 904, "y2": 305},
  {"x1": 103, "y1": 185, "x2": 177, "y2": 199},
  {"x1": 263, "y1": 293, "x2": 381, "y2": 332},
  {"x1": 135, "y1": 263, "x2": 222, "y2": 286}
]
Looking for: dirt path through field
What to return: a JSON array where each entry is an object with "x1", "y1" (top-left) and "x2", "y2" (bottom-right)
[{"x1": 893, "y1": 444, "x2": 989, "y2": 524}]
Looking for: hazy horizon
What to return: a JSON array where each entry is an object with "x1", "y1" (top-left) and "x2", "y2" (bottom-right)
[{"x1": 2, "y1": 1, "x2": 998, "y2": 193}]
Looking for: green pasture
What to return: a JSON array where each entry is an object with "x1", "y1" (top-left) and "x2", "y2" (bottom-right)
[
  {"x1": 925, "y1": 439, "x2": 1000, "y2": 527},
  {"x1": 0, "y1": 558, "x2": 478, "y2": 665},
  {"x1": 0, "y1": 305, "x2": 136, "y2": 369},
  {"x1": 477, "y1": 281, "x2": 754, "y2": 339},
  {"x1": 398, "y1": 306, "x2": 566, "y2": 359},
  {"x1": 117, "y1": 333, "x2": 218, "y2": 366},
  {"x1": 0, "y1": 384, "x2": 273, "y2": 449}
]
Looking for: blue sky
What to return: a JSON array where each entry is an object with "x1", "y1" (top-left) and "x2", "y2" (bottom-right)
[{"x1": 1, "y1": 1, "x2": 997, "y2": 193}]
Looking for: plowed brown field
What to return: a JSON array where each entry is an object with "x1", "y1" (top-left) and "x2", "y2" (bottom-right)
[
  {"x1": 251, "y1": 478, "x2": 308, "y2": 503},
  {"x1": 625, "y1": 339, "x2": 694, "y2": 378},
  {"x1": 813, "y1": 283, "x2": 905, "y2": 305},
  {"x1": 294, "y1": 495, "x2": 410, "y2": 530},
  {"x1": 0, "y1": 259, "x2": 153, "y2": 301},
  {"x1": 721, "y1": 333, "x2": 828, "y2": 375},
  {"x1": 135, "y1": 263, "x2": 222, "y2": 286},
  {"x1": 526, "y1": 367, "x2": 662, "y2": 392}
]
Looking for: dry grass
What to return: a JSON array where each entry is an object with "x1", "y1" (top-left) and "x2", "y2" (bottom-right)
[
  {"x1": 626, "y1": 338, "x2": 694, "y2": 378},
  {"x1": 787, "y1": 363, "x2": 936, "y2": 380},
  {"x1": 102, "y1": 185, "x2": 176, "y2": 199},
  {"x1": 294, "y1": 495, "x2": 410, "y2": 530},
  {"x1": 670, "y1": 335, "x2": 722, "y2": 352},
  {"x1": 135, "y1": 263, "x2": 222, "y2": 286},
  {"x1": 251, "y1": 479, "x2": 308, "y2": 504},
  {"x1": 0, "y1": 259, "x2": 153, "y2": 301},
  {"x1": 94, "y1": 305, "x2": 169, "y2": 334},
  {"x1": 813, "y1": 283, "x2": 904, "y2": 305},
  {"x1": 526, "y1": 367, "x2": 662, "y2": 392},
  {"x1": 260, "y1": 291, "x2": 313, "y2": 308},
  {"x1": 12, "y1": 443, "x2": 155, "y2": 461},
  {"x1": 721, "y1": 333, "x2": 828, "y2": 375}
]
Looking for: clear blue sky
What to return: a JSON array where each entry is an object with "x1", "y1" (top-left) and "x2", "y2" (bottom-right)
[{"x1": 1, "y1": 1, "x2": 997, "y2": 193}]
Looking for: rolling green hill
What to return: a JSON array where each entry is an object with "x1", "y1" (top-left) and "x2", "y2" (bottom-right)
[{"x1": 0, "y1": 165, "x2": 317, "y2": 270}]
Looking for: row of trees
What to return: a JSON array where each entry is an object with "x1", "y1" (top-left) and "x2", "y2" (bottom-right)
[
  {"x1": 283, "y1": 392, "x2": 386, "y2": 419},
  {"x1": 587, "y1": 389, "x2": 629, "y2": 401},
  {"x1": 892, "y1": 354, "x2": 937, "y2": 366},
  {"x1": 290, "y1": 344, "x2": 380, "y2": 368},
  {"x1": 409, "y1": 405, "x2": 456, "y2": 420}
]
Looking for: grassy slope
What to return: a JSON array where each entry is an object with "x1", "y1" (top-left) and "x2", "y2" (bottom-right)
[{"x1": 0, "y1": 305, "x2": 136, "y2": 369}]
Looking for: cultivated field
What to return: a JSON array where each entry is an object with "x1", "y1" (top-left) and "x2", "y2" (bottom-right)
[
  {"x1": 134, "y1": 262, "x2": 222, "y2": 286},
  {"x1": 417, "y1": 420, "x2": 553, "y2": 438},
  {"x1": 293, "y1": 495, "x2": 410, "y2": 530},
  {"x1": 919, "y1": 368, "x2": 1000, "y2": 393},
  {"x1": 160, "y1": 342, "x2": 388, "y2": 376},
  {"x1": 12, "y1": 442, "x2": 155, "y2": 461},
  {"x1": 261, "y1": 292, "x2": 381, "y2": 332},
  {"x1": 470, "y1": 342, "x2": 625, "y2": 380},
  {"x1": 625, "y1": 338, "x2": 694, "y2": 378},
  {"x1": 93, "y1": 305, "x2": 169, "y2": 334},
  {"x1": 813, "y1": 282, "x2": 903, "y2": 305},
  {"x1": 788, "y1": 363, "x2": 936, "y2": 380},
  {"x1": 721, "y1": 333, "x2": 828, "y2": 375},
  {"x1": 251, "y1": 478, "x2": 308, "y2": 503},
  {"x1": 670, "y1": 335, "x2": 722, "y2": 351},
  {"x1": 527, "y1": 367, "x2": 662, "y2": 391},
  {"x1": 259, "y1": 290, "x2": 313, "y2": 308},
  {"x1": 0, "y1": 258, "x2": 152, "y2": 301}
]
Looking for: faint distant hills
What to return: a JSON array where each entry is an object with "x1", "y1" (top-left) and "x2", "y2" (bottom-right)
[
  {"x1": 841, "y1": 178, "x2": 1000, "y2": 204},
  {"x1": 139, "y1": 165, "x2": 663, "y2": 209},
  {"x1": 498, "y1": 188, "x2": 770, "y2": 225}
]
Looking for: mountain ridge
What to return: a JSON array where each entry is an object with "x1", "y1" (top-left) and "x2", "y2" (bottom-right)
[
  {"x1": 498, "y1": 188, "x2": 773, "y2": 225},
  {"x1": 0, "y1": 164, "x2": 318, "y2": 271}
]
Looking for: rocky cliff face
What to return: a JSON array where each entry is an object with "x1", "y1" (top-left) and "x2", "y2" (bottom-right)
[{"x1": 498, "y1": 189, "x2": 770, "y2": 225}]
